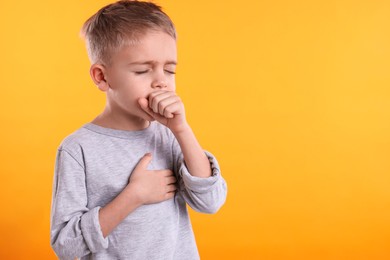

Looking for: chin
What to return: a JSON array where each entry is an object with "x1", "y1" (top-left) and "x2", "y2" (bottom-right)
[{"x1": 138, "y1": 111, "x2": 155, "y2": 122}]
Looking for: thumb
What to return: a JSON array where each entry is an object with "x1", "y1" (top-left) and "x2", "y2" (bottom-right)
[
  {"x1": 138, "y1": 97, "x2": 149, "y2": 110},
  {"x1": 134, "y1": 153, "x2": 152, "y2": 171},
  {"x1": 138, "y1": 98, "x2": 154, "y2": 118},
  {"x1": 138, "y1": 97, "x2": 166, "y2": 122},
  {"x1": 138, "y1": 98, "x2": 160, "y2": 121}
]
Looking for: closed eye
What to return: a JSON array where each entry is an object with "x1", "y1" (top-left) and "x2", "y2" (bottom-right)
[
  {"x1": 165, "y1": 70, "x2": 176, "y2": 75},
  {"x1": 134, "y1": 70, "x2": 149, "y2": 74}
]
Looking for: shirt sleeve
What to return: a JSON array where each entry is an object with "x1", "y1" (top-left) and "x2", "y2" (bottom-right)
[
  {"x1": 172, "y1": 138, "x2": 228, "y2": 214},
  {"x1": 50, "y1": 148, "x2": 108, "y2": 259}
]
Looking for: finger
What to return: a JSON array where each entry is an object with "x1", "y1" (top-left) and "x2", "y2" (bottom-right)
[
  {"x1": 149, "y1": 91, "x2": 175, "y2": 114},
  {"x1": 148, "y1": 90, "x2": 167, "y2": 99},
  {"x1": 138, "y1": 98, "x2": 156, "y2": 121},
  {"x1": 161, "y1": 169, "x2": 174, "y2": 177},
  {"x1": 166, "y1": 184, "x2": 177, "y2": 193},
  {"x1": 157, "y1": 95, "x2": 181, "y2": 117},
  {"x1": 134, "y1": 153, "x2": 152, "y2": 171},
  {"x1": 139, "y1": 98, "x2": 168, "y2": 122},
  {"x1": 165, "y1": 192, "x2": 175, "y2": 200},
  {"x1": 148, "y1": 91, "x2": 165, "y2": 113},
  {"x1": 165, "y1": 176, "x2": 177, "y2": 184},
  {"x1": 147, "y1": 90, "x2": 171, "y2": 104},
  {"x1": 163, "y1": 101, "x2": 183, "y2": 118}
]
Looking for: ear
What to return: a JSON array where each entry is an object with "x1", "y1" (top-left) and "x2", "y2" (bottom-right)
[{"x1": 90, "y1": 64, "x2": 109, "y2": 92}]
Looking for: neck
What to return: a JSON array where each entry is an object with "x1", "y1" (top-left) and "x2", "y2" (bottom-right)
[{"x1": 91, "y1": 105, "x2": 150, "y2": 131}]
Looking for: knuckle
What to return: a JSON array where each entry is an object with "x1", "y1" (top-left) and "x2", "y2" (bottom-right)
[{"x1": 158, "y1": 102, "x2": 164, "y2": 111}]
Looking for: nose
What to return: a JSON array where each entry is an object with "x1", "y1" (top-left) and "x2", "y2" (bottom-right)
[
  {"x1": 151, "y1": 80, "x2": 167, "y2": 89},
  {"x1": 151, "y1": 72, "x2": 167, "y2": 89}
]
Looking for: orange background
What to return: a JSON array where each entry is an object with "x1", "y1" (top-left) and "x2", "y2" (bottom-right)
[{"x1": 1, "y1": 0, "x2": 389, "y2": 259}]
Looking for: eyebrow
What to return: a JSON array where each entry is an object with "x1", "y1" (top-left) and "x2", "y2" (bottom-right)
[{"x1": 128, "y1": 60, "x2": 177, "y2": 66}]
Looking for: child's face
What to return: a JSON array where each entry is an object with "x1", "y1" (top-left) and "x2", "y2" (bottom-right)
[{"x1": 103, "y1": 30, "x2": 177, "y2": 122}]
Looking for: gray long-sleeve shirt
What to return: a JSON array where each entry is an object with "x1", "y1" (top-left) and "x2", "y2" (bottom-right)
[{"x1": 50, "y1": 122, "x2": 227, "y2": 260}]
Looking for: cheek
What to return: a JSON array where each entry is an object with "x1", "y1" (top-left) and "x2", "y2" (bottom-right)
[{"x1": 168, "y1": 81, "x2": 176, "y2": 91}]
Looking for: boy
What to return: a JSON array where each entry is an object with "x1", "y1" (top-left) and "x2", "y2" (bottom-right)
[{"x1": 50, "y1": 1, "x2": 227, "y2": 259}]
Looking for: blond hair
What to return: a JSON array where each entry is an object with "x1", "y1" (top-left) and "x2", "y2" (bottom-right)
[{"x1": 80, "y1": 0, "x2": 176, "y2": 64}]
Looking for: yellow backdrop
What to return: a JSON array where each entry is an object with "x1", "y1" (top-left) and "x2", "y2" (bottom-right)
[{"x1": 0, "y1": 0, "x2": 389, "y2": 259}]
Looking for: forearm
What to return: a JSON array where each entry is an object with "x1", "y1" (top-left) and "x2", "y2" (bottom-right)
[
  {"x1": 99, "y1": 185, "x2": 142, "y2": 238},
  {"x1": 139, "y1": 91, "x2": 212, "y2": 178},
  {"x1": 172, "y1": 124, "x2": 212, "y2": 178}
]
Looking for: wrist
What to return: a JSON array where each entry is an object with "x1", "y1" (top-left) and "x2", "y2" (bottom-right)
[
  {"x1": 124, "y1": 184, "x2": 144, "y2": 207},
  {"x1": 170, "y1": 122, "x2": 191, "y2": 136}
]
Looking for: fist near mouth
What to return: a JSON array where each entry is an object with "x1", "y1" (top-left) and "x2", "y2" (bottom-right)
[{"x1": 138, "y1": 90, "x2": 188, "y2": 133}]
